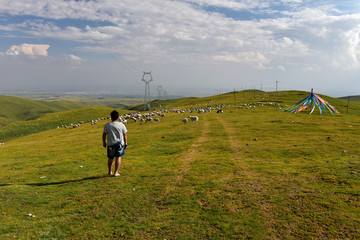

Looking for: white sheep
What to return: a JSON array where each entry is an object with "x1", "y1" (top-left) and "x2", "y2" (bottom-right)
[
  {"x1": 188, "y1": 115, "x2": 199, "y2": 122},
  {"x1": 182, "y1": 118, "x2": 188, "y2": 124}
]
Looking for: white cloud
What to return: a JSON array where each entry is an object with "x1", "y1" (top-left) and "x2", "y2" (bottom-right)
[
  {"x1": 4, "y1": 43, "x2": 50, "y2": 56},
  {"x1": 67, "y1": 54, "x2": 83, "y2": 62},
  {"x1": 1, "y1": 0, "x2": 358, "y2": 70},
  {"x1": 185, "y1": 0, "x2": 264, "y2": 11},
  {"x1": 0, "y1": 0, "x2": 360, "y2": 95}
]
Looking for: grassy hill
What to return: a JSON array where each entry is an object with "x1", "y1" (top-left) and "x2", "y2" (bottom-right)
[
  {"x1": 133, "y1": 90, "x2": 360, "y2": 116},
  {"x1": 0, "y1": 94, "x2": 144, "y2": 137},
  {"x1": 0, "y1": 91, "x2": 359, "y2": 239},
  {"x1": 0, "y1": 95, "x2": 90, "y2": 123},
  {"x1": 0, "y1": 94, "x2": 144, "y2": 122},
  {"x1": 0, "y1": 106, "x2": 115, "y2": 142},
  {"x1": 338, "y1": 95, "x2": 360, "y2": 102}
]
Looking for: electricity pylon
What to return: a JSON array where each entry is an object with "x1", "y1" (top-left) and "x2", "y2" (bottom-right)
[
  {"x1": 157, "y1": 85, "x2": 163, "y2": 100},
  {"x1": 142, "y1": 72, "x2": 153, "y2": 111}
]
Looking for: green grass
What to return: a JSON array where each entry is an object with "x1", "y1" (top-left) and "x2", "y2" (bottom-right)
[
  {"x1": 18, "y1": 94, "x2": 144, "y2": 109},
  {"x1": 0, "y1": 106, "x2": 115, "y2": 142},
  {"x1": 0, "y1": 95, "x2": 143, "y2": 126},
  {"x1": 0, "y1": 95, "x2": 90, "y2": 122},
  {"x1": 0, "y1": 91, "x2": 360, "y2": 239}
]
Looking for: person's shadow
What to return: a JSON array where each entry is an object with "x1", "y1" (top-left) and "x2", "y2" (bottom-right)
[{"x1": 0, "y1": 175, "x2": 110, "y2": 187}]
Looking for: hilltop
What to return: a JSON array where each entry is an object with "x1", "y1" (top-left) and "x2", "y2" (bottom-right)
[
  {"x1": 338, "y1": 95, "x2": 360, "y2": 102},
  {"x1": 1, "y1": 90, "x2": 359, "y2": 142}
]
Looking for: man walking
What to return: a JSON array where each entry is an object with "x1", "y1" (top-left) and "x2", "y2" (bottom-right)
[{"x1": 103, "y1": 110, "x2": 128, "y2": 177}]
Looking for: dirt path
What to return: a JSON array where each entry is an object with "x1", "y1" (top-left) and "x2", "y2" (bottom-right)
[
  {"x1": 175, "y1": 115, "x2": 210, "y2": 181},
  {"x1": 213, "y1": 114, "x2": 248, "y2": 170},
  {"x1": 213, "y1": 113, "x2": 266, "y2": 191}
]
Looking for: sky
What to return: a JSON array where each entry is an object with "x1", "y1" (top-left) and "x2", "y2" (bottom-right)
[{"x1": 0, "y1": 0, "x2": 360, "y2": 97}]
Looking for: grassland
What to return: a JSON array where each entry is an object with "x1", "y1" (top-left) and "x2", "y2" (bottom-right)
[
  {"x1": 0, "y1": 94, "x2": 143, "y2": 141},
  {"x1": 0, "y1": 94, "x2": 143, "y2": 124},
  {"x1": 0, "y1": 106, "x2": 114, "y2": 142},
  {"x1": 338, "y1": 95, "x2": 360, "y2": 102},
  {"x1": 0, "y1": 95, "x2": 90, "y2": 123},
  {"x1": 0, "y1": 91, "x2": 359, "y2": 239}
]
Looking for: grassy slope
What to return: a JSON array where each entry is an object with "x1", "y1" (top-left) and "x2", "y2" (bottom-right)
[
  {"x1": 0, "y1": 95, "x2": 90, "y2": 123},
  {"x1": 338, "y1": 95, "x2": 360, "y2": 102},
  {"x1": 0, "y1": 95, "x2": 143, "y2": 125},
  {"x1": 0, "y1": 91, "x2": 359, "y2": 239},
  {"x1": 0, "y1": 106, "x2": 114, "y2": 142}
]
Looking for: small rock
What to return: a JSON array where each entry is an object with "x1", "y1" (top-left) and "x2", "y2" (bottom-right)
[
  {"x1": 254, "y1": 138, "x2": 258, "y2": 141},
  {"x1": 351, "y1": 172, "x2": 357, "y2": 175}
]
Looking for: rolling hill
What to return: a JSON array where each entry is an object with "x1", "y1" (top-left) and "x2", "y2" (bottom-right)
[
  {"x1": 338, "y1": 95, "x2": 360, "y2": 102},
  {"x1": 0, "y1": 90, "x2": 359, "y2": 239},
  {"x1": 0, "y1": 95, "x2": 90, "y2": 123}
]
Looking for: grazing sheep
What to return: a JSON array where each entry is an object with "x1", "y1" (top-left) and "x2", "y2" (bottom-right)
[
  {"x1": 217, "y1": 109, "x2": 223, "y2": 113},
  {"x1": 146, "y1": 117, "x2": 153, "y2": 123},
  {"x1": 182, "y1": 118, "x2": 188, "y2": 124},
  {"x1": 134, "y1": 113, "x2": 142, "y2": 119},
  {"x1": 154, "y1": 118, "x2": 160, "y2": 122},
  {"x1": 189, "y1": 115, "x2": 199, "y2": 122}
]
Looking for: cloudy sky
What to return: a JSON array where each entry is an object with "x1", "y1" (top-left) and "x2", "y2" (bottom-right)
[{"x1": 0, "y1": 0, "x2": 359, "y2": 97}]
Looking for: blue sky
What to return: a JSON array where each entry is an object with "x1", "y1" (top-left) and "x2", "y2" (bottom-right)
[{"x1": 0, "y1": 0, "x2": 360, "y2": 97}]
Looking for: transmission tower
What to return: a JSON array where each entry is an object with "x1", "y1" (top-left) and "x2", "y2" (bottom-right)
[
  {"x1": 162, "y1": 89, "x2": 168, "y2": 100},
  {"x1": 157, "y1": 85, "x2": 163, "y2": 100},
  {"x1": 142, "y1": 72, "x2": 153, "y2": 111}
]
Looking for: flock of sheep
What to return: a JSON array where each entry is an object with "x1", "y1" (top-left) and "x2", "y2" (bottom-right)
[
  {"x1": 56, "y1": 101, "x2": 281, "y2": 130},
  {"x1": 0, "y1": 100, "x2": 281, "y2": 148}
]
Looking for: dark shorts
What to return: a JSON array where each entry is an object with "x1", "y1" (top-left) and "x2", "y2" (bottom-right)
[{"x1": 107, "y1": 142, "x2": 125, "y2": 159}]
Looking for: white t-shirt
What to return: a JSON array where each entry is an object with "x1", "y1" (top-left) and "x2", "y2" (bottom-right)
[{"x1": 103, "y1": 121, "x2": 127, "y2": 146}]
